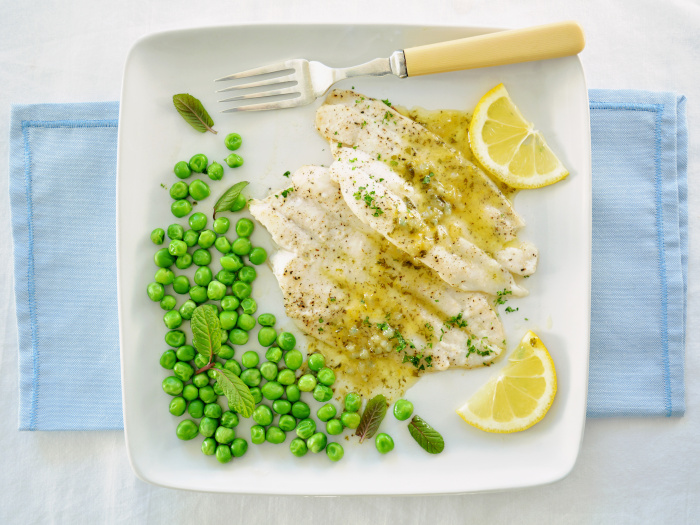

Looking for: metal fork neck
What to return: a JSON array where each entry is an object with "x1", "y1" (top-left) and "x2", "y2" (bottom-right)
[{"x1": 332, "y1": 50, "x2": 407, "y2": 81}]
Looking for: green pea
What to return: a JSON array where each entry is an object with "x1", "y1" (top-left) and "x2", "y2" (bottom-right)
[
  {"x1": 176, "y1": 420, "x2": 199, "y2": 440},
  {"x1": 168, "y1": 240, "x2": 187, "y2": 257},
  {"x1": 192, "y1": 373, "x2": 209, "y2": 388},
  {"x1": 241, "y1": 368, "x2": 261, "y2": 387},
  {"x1": 175, "y1": 253, "x2": 193, "y2": 270},
  {"x1": 169, "y1": 396, "x2": 186, "y2": 416},
  {"x1": 219, "y1": 310, "x2": 238, "y2": 331},
  {"x1": 273, "y1": 399, "x2": 292, "y2": 415},
  {"x1": 290, "y1": 437, "x2": 308, "y2": 457},
  {"x1": 231, "y1": 281, "x2": 252, "y2": 300},
  {"x1": 249, "y1": 247, "x2": 267, "y2": 265},
  {"x1": 237, "y1": 313, "x2": 256, "y2": 331},
  {"x1": 261, "y1": 381, "x2": 284, "y2": 401},
  {"x1": 174, "y1": 160, "x2": 191, "y2": 179},
  {"x1": 307, "y1": 432, "x2": 327, "y2": 453},
  {"x1": 238, "y1": 266, "x2": 256, "y2": 283},
  {"x1": 154, "y1": 248, "x2": 175, "y2": 268},
  {"x1": 165, "y1": 330, "x2": 185, "y2": 347},
  {"x1": 249, "y1": 386, "x2": 262, "y2": 404},
  {"x1": 277, "y1": 332, "x2": 296, "y2": 351},
  {"x1": 266, "y1": 426, "x2": 286, "y2": 444},
  {"x1": 291, "y1": 401, "x2": 310, "y2": 420},
  {"x1": 225, "y1": 153, "x2": 244, "y2": 168},
  {"x1": 257, "y1": 313, "x2": 276, "y2": 327},
  {"x1": 308, "y1": 352, "x2": 325, "y2": 372},
  {"x1": 216, "y1": 444, "x2": 233, "y2": 464},
  {"x1": 221, "y1": 411, "x2": 240, "y2": 429},
  {"x1": 188, "y1": 212, "x2": 207, "y2": 231},
  {"x1": 171, "y1": 199, "x2": 192, "y2": 218},
  {"x1": 189, "y1": 179, "x2": 210, "y2": 201},
  {"x1": 182, "y1": 229, "x2": 199, "y2": 247},
  {"x1": 170, "y1": 181, "x2": 189, "y2": 200},
  {"x1": 179, "y1": 300, "x2": 197, "y2": 320},
  {"x1": 220, "y1": 254, "x2": 244, "y2": 272},
  {"x1": 189, "y1": 154, "x2": 208, "y2": 173},
  {"x1": 258, "y1": 327, "x2": 277, "y2": 347},
  {"x1": 284, "y1": 349, "x2": 303, "y2": 370},
  {"x1": 259, "y1": 361, "x2": 278, "y2": 382},
  {"x1": 182, "y1": 382, "x2": 199, "y2": 400},
  {"x1": 231, "y1": 193, "x2": 247, "y2": 211},
  {"x1": 265, "y1": 346, "x2": 283, "y2": 363},
  {"x1": 160, "y1": 295, "x2": 176, "y2": 311},
  {"x1": 297, "y1": 374, "x2": 317, "y2": 392},
  {"x1": 199, "y1": 416, "x2": 218, "y2": 438},
  {"x1": 163, "y1": 310, "x2": 183, "y2": 330},
  {"x1": 194, "y1": 266, "x2": 213, "y2": 287},
  {"x1": 241, "y1": 350, "x2": 259, "y2": 369},
  {"x1": 235, "y1": 218, "x2": 254, "y2": 238},
  {"x1": 212, "y1": 236, "x2": 229, "y2": 254},
  {"x1": 340, "y1": 411, "x2": 361, "y2": 429},
  {"x1": 251, "y1": 425, "x2": 265, "y2": 445},
  {"x1": 160, "y1": 349, "x2": 177, "y2": 369},
  {"x1": 199, "y1": 385, "x2": 217, "y2": 404},
  {"x1": 170, "y1": 275, "x2": 189, "y2": 295},
  {"x1": 252, "y1": 405, "x2": 273, "y2": 426},
  {"x1": 317, "y1": 403, "x2": 337, "y2": 422},
  {"x1": 173, "y1": 361, "x2": 194, "y2": 382},
  {"x1": 213, "y1": 217, "x2": 230, "y2": 234},
  {"x1": 375, "y1": 433, "x2": 394, "y2": 454},
  {"x1": 228, "y1": 329, "x2": 249, "y2": 346},
  {"x1": 218, "y1": 345, "x2": 235, "y2": 360},
  {"x1": 296, "y1": 418, "x2": 316, "y2": 440},
  {"x1": 224, "y1": 359, "x2": 242, "y2": 376},
  {"x1": 167, "y1": 224, "x2": 185, "y2": 240},
  {"x1": 213, "y1": 380, "x2": 224, "y2": 396},
  {"x1": 194, "y1": 353, "x2": 209, "y2": 369},
  {"x1": 279, "y1": 414, "x2": 296, "y2": 432},
  {"x1": 188, "y1": 399, "x2": 204, "y2": 419},
  {"x1": 201, "y1": 437, "x2": 216, "y2": 456},
  {"x1": 231, "y1": 237, "x2": 252, "y2": 256},
  {"x1": 317, "y1": 367, "x2": 336, "y2": 386},
  {"x1": 393, "y1": 399, "x2": 414, "y2": 421},
  {"x1": 155, "y1": 268, "x2": 175, "y2": 286},
  {"x1": 197, "y1": 230, "x2": 216, "y2": 249},
  {"x1": 151, "y1": 228, "x2": 165, "y2": 245},
  {"x1": 217, "y1": 269, "x2": 236, "y2": 285},
  {"x1": 237, "y1": 298, "x2": 255, "y2": 315},
  {"x1": 326, "y1": 419, "x2": 343, "y2": 435},
  {"x1": 215, "y1": 426, "x2": 236, "y2": 445},
  {"x1": 313, "y1": 384, "x2": 333, "y2": 403},
  {"x1": 231, "y1": 438, "x2": 248, "y2": 457},
  {"x1": 221, "y1": 295, "x2": 240, "y2": 311},
  {"x1": 326, "y1": 442, "x2": 344, "y2": 462},
  {"x1": 204, "y1": 403, "x2": 223, "y2": 419},
  {"x1": 207, "y1": 161, "x2": 224, "y2": 181},
  {"x1": 192, "y1": 248, "x2": 212, "y2": 266},
  {"x1": 277, "y1": 369, "x2": 296, "y2": 386},
  {"x1": 285, "y1": 384, "x2": 301, "y2": 403},
  {"x1": 189, "y1": 285, "x2": 207, "y2": 303},
  {"x1": 147, "y1": 282, "x2": 165, "y2": 302},
  {"x1": 225, "y1": 132, "x2": 242, "y2": 151},
  {"x1": 207, "y1": 281, "x2": 227, "y2": 301}
]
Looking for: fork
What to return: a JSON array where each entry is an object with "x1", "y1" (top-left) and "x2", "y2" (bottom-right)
[{"x1": 215, "y1": 21, "x2": 585, "y2": 112}]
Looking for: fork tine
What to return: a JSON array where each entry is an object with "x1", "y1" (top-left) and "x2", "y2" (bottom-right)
[
  {"x1": 214, "y1": 62, "x2": 292, "y2": 83},
  {"x1": 221, "y1": 97, "x2": 305, "y2": 113},
  {"x1": 216, "y1": 74, "x2": 297, "y2": 94},
  {"x1": 219, "y1": 86, "x2": 299, "y2": 104}
]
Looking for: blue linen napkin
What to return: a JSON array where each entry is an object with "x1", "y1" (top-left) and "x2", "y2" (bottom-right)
[{"x1": 9, "y1": 91, "x2": 687, "y2": 430}]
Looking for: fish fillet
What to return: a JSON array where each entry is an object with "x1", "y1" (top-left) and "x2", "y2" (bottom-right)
[{"x1": 249, "y1": 166, "x2": 505, "y2": 371}]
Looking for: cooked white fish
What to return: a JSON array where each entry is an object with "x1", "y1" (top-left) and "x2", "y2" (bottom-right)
[
  {"x1": 316, "y1": 89, "x2": 538, "y2": 282},
  {"x1": 249, "y1": 166, "x2": 505, "y2": 372}
]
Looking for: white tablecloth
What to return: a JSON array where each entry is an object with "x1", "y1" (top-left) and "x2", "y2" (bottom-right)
[{"x1": 1, "y1": 1, "x2": 698, "y2": 523}]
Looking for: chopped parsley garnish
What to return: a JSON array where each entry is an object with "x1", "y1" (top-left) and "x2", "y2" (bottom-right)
[
  {"x1": 283, "y1": 171, "x2": 290, "y2": 178},
  {"x1": 353, "y1": 186, "x2": 384, "y2": 217},
  {"x1": 280, "y1": 187, "x2": 295, "y2": 198},
  {"x1": 382, "y1": 98, "x2": 392, "y2": 107},
  {"x1": 495, "y1": 289, "x2": 513, "y2": 305},
  {"x1": 445, "y1": 313, "x2": 467, "y2": 329},
  {"x1": 422, "y1": 172, "x2": 435, "y2": 184},
  {"x1": 505, "y1": 306, "x2": 519, "y2": 313}
]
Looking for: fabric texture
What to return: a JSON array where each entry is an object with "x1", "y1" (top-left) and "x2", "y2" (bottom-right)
[{"x1": 8, "y1": 91, "x2": 687, "y2": 429}]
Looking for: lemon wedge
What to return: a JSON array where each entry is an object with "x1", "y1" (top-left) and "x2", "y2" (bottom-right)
[
  {"x1": 456, "y1": 331, "x2": 557, "y2": 433},
  {"x1": 468, "y1": 84, "x2": 568, "y2": 189}
]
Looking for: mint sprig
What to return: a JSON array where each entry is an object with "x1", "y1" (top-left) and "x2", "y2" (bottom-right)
[
  {"x1": 355, "y1": 394, "x2": 387, "y2": 443},
  {"x1": 407, "y1": 415, "x2": 444, "y2": 454},
  {"x1": 213, "y1": 181, "x2": 249, "y2": 218},
  {"x1": 172, "y1": 93, "x2": 217, "y2": 134},
  {"x1": 213, "y1": 368, "x2": 255, "y2": 418}
]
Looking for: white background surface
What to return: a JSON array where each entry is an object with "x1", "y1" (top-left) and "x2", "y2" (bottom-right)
[{"x1": 0, "y1": 1, "x2": 697, "y2": 523}]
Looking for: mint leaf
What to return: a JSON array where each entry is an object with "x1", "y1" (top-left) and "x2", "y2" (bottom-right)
[
  {"x1": 213, "y1": 368, "x2": 255, "y2": 417},
  {"x1": 355, "y1": 394, "x2": 387, "y2": 443},
  {"x1": 191, "y1": 305, "x2": 221, "y2": 360},
  {"x1": 172, "y1": 93, "x2": 217, "y2": 134},
  {"x1": 213, "y1": 181, "x2": 249, "y2": 218},
  {"x1": 407, "y1": 415, "x2": 444, "y2": 454}
]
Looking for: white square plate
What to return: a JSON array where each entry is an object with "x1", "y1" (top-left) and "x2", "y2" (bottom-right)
[{"x1": 117, "y1": 23, "x2": 591, "y2": 495}]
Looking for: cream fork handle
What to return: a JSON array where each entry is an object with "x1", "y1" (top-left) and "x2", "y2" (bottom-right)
[{"x1": 403, "y1": 21, "x2": 585, "y2": 76}]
